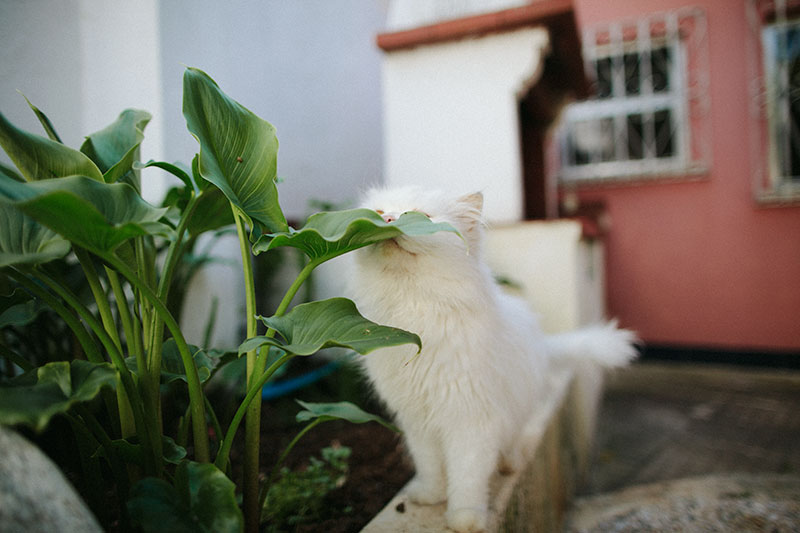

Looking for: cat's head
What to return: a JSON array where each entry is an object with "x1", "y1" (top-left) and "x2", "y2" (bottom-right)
[{"x1": 357, "y1": 186, "x2": 485, "y2": 264}]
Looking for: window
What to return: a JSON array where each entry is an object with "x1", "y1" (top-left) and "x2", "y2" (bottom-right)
[
  {"x1": 762, "y1": 17, "x2": 800, "y2": 198},
  {"x1": 557, "y1": 9, "x2": 709, "y2": 183}
]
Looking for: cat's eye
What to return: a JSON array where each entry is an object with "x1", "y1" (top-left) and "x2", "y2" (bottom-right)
[{"x1": 375, "y1": 209, "x2": 384, "y2": 215}]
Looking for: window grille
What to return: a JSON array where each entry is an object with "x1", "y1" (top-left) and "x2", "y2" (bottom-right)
[
  {"x1": 750, "y1": 0, "x2": 800, "y2": 202},
  {"x1": 557, "y1": 8, "x2": 709, "y2": 183}
]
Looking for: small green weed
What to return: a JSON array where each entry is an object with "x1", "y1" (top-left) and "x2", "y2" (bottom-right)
[{"x1": 262, "y1": 446, "x2": 352, "y2": 531}]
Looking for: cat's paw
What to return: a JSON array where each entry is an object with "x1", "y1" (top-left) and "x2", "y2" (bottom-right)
[
  {"x1": 445, "y1": 507, "x2": 487, "y2": 533},
  {"x1": 405, "y1": 478, "x2": 446, "y2": 505}
]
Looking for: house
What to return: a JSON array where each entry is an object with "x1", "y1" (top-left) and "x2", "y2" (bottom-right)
[
  {"x1": 377, "y1": 0, "x2": 800, "y2": 361},
  {"x1": 556, "y1": 0, "x2": 800, "y2": 358}
]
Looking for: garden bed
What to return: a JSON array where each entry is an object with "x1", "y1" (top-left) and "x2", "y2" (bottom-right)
[{"x1": 226, "y1": 358, "x2": 414, "y2": 533}]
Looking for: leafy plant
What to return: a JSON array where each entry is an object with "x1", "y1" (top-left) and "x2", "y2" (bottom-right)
[
  {"x1": 0, "y1": 67, "x2": 458, "y2": 532},
  {"x1": 261, "y1": 445, "x2": 352, "y2": 531}
]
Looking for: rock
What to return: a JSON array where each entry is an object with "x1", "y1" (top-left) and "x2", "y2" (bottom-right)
[{"x1": 0, "y1": 425, "x2": 102, "y2": 533}]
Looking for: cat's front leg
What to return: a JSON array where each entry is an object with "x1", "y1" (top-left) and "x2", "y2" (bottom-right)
[
  {"x1": 442, "y1": 432, "x2": 497, "y2": 533},
  {"x1": 402, "y1": 424, "x2": 447, "y2": 505}
]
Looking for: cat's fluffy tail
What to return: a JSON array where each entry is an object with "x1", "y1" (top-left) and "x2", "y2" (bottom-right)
[{"x1": 544, "y1": 321, "x2": 638, "y2": 368}]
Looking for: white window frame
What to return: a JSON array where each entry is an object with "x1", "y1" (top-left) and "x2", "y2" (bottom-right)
[
  {"x1": 557, "y1": 10, "x2": 707, "y2": 183},
  {"x1": 762, "y1": 19, "x2": 800, "y2": 199}
]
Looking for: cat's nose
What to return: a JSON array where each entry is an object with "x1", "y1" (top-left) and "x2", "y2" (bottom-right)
[{"x1": 382, "y1": 214, "x2": 396, "y2": 223}]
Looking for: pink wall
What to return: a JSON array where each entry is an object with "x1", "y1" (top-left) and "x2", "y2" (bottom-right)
[{"x1": 566, "y1": 0, "x2": 800, "y2": 351}]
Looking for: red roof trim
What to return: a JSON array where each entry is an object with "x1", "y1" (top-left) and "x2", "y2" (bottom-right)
[{"x1": 376, "y1": 0, "x2": 574, "y2": 51}]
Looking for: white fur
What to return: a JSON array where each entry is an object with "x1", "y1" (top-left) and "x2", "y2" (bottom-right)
[{"x1": 349, "y1": 186, "x2": 637, "y2": 533}]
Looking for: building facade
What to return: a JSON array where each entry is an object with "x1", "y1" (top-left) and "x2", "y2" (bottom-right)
[{"x1": 555, "y1": 0, "x2": 800, "y2": 354}]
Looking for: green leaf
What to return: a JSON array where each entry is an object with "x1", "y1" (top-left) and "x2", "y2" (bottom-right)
[
  {"x1": 238, "y1": 297, "x2": 421, "y2": 357},
  {"x1": 128, "y1": 461, "x2": 243, "y2": 533},
  {"x1": 81, "y1": 109, "x2": 151, "y2": 190},
  {"x1": 0, "y1": 360, "x2": 117, "y2": 432},
  {"x1": 0, "y1": 161, "x2": 25, "y2": 182},
  {"x1": 252, "y1": 209, "x2": 460, "y2": 262},
  {"x1": 126, "y1": 339, "x2": 216, "y2": 385},
  {"x1": 0, "y1": 174, "x2": 173, "y2": 253},
  {"x1": 295, "y1": 400, "x2": 399, "y2": 432},
  {"x1": 138, "y1": 160, "x2": 194, "y2": 192},
  {"x1": 187, "y1": 187, "x2": 234, "y2": 237},
  {"x1": 182, "y1": 67, "x2": 287, "y2": 235},
  {"x1": 160, "y1": 339, "x2": 216, "y2": 384},
  {"x1": 102, "y1": 141, "x2": 142, "y2": 186},
  {"x1": 0, "y1": 203, "x2": 71, "y2": 266},
  {"x1": 0, "y1": 288, "x2": 48, "y2": 327},
  {"x1": 0, "y1": 112, "x2": 103, "y2": 181},
  {"x1": 94, "y1": 436, "x2": 187, "y2": 466},
  {"x1": 22, "y1": 94, "x2": 62, "y2": 142}
]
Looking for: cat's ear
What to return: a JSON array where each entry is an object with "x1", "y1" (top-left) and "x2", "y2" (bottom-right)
[
  {"x1": 455, "y1": 192, "x2": 485, "y2": 241},
  {"x1": 458, "y1": 192, "x2": 483, "y2": 214}
]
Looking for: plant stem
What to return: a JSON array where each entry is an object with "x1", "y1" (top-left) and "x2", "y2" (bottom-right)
[
  {"x1": 102, "y1": 252, "x2": 210, "y2": 464},
  {"x1": 259, "y1": 418, "x2": 322, "y2": 513},
  {"x1": 5, "y1": 268, "x2": 104, "y2": 365},
  {"x1": 74, "y1": 248, "x2": 123, "y2": 352},
  {"x1": 215, "y1": 257, "x2": 318, "y2": 473},
  {"x1": 214, "y1": 350, "x2": 293, "y2": 472},
  {"x1": 105, "y1": 267, "x2": 140, "y2": 438},
  {"x1": 0, "y1": 343, "x2": 34, "y2": 372},
  {"x1": 74, "y1": 404, "x2": 132, "y2": 529},
  {"x1": 145, "y1": 193, "x2": 199, "y2": 421},
  {"x1": 25, "y1": 266, "x2": 159, "y2": 474},
  {"x1": 251, "y1": 259, "x2": 317, "y2": 372},
  {"x1": 8, "y1": 267, "x2": 121, "y2": 435},
  {"x1": 234, "y1": 210, "x2": 262, "y2": 533},
  {"x1": 73, "y1": 249, "x2": 141, "y2": 440}
]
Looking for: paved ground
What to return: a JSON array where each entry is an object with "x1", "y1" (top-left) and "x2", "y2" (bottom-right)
[{"x1": 565, "y1": 362, "x2": 800, "y2": 531}]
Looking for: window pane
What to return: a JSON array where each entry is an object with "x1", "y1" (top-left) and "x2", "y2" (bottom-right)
[
  {"x1": 624, "y1": 52, "x2": 641, "y2": 96},
  {"x1": 787, "y1": 27, "x2": 800, "y2": 179},
  {"x1": 651, "y1": 46, "x2": 671, "y2": 93},
  {"x1": 626, "y1": 113, "x2": 644, "y2": 160},
  {"x1": 570, "y1": 118, "x2": 615, "y2": 165},
  {"x1": 654, "y1": 109, "x2": 675, "y2": 158},
  {"x1": 595, "y1": 57, "x2": 613, "y2": 99}
]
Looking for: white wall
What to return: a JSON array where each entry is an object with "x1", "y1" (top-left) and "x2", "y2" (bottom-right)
[
  {"x1": 381, "y1": 27, "x2": 550, "y2": 224},
  {"x1": 0, "y1": 1, "x2": 84, "y2": 149},
  {"x1": 158, "y1": 0, "x2": 389, "y2": 221},
  {"x1": 485, "y1": 221, "x2": 604, "y2": 332},
  {"x1": 0, "y1": 0, "x2": 167, "y2": 202}
]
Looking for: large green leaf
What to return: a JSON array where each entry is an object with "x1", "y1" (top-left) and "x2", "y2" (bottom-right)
[
  {"x1": 238, "y1": 297, "x2": 421, "y2": 357},
  {"x1": 0, "y1": 112, "x2": 102, "y2": 181},
  {"x1": 182, "y1": 67, "x2": 287, "y2": 235},
  {"x1": 0, "y1": 174, "x2": 173, "y2": 253},
  {"x1": 252, "y1": 209, "x2": 460, "y2": 262},
  {"x1": 0, "y1": 203, "x2": 71, "y2": 266},
  {"x1": 295, "y1": 400, "x2": 399, "y2": 432},
  {"x1": 81, "y1": 109, "x2": 151, "y2": 190},
  {"x1": 128, "y1": 461, "x2": 243, "y2": 533},
  {"x1": 0, "y1": 360, "x2": 117, "y2": 432}
]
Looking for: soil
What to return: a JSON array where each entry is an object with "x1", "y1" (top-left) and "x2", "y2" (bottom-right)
[
  {"x1": 228, "y1": 359, "x2": 415, "y2": 533},
  {"x1": 270, "y1": 418, "x2": 412, "y2": 533}
]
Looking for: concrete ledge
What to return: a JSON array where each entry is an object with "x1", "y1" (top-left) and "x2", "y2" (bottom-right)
[{"x1": 362, "y1": 365, "x2": 604, "y2": 532}]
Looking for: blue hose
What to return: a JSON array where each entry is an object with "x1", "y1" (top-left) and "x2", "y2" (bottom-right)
[{"x1": 261, "y1": 359, "x2": 342, "y2": 401}]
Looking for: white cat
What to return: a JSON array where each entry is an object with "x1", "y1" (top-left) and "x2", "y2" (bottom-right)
[{"x1": 349, "y1": 186, "x2": 637, "y2": 533}]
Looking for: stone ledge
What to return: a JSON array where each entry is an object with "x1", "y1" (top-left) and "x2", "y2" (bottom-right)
[{"x1": 361, "y1": 365, "x2": 604, "y2": 532}]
